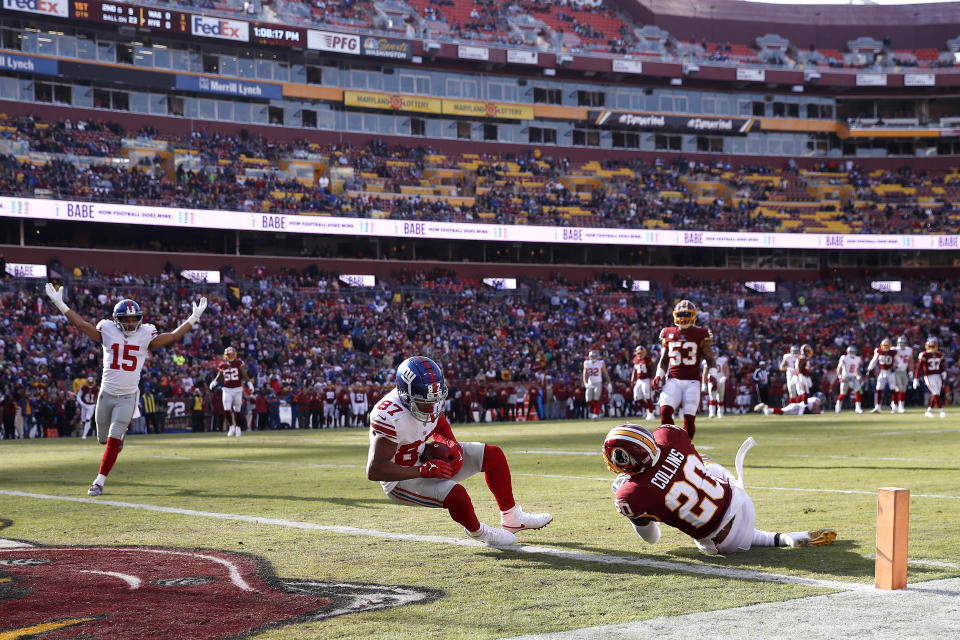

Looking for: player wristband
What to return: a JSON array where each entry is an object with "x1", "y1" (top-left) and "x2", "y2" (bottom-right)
[{"x1": 656, "y1": 369, "x2": 667, "y2": 379}]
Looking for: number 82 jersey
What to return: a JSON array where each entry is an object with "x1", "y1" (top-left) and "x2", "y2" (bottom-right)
[{"x1": 659, "y1": 325, "x2": 713, "y2": 381}]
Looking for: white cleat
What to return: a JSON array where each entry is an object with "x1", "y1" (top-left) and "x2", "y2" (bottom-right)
[
  {"x1": 869, "y1": 407, "x2": 880, "y2": 413},
  {"x1": 940, "y1": 410, "x2": 946, "y2": 419},
  {"x1": 855, "y1": 408, "x2": 863, "y2": 414},
  {"x1": 753, "y1": 403, "x2": 767, "y2": 413},
  {"x1": 835, "y1": 405, "x2": 842, "y2": 414},
  {"x1": 897, "y1": 406, "x2": 905, "y2": 414},
  {"x1": 925, "y1": 409, "x2": 934, "y2": 419},
  {"x1": 644, "y1": 412, "x2": 656, "y2": 421},
  {"x1": 466, "y1": 523, "x2": 516, "y2": 547},
  {"x1": 501, "y1": 505, "x2": 553, "y2": 533},
  {"x1": 87, "y1": 483, "x2": 103, "y2": 497}
]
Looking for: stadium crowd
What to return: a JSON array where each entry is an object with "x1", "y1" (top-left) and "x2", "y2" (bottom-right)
[
  {"x1": 3, "y1": 116, "x2": 960, "y2": 234},
  {"x1": 1, "y1": 264, "x2": 958, "y2": 439}
]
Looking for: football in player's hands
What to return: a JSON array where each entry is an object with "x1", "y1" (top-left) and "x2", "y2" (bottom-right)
[
  {"x1": 421, "y1": 440, "x2": 464, "y2": 475},
  {"x1": 418, "y1": 458, "x2": 454, "y2": 479}
]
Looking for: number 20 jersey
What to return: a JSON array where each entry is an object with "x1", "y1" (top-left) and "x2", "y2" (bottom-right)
[
  {"x1": 614, "y1": 425, "x2": 732, "y2": 540},
  {"x1": 96, "y1": 320, "x2": 157, "y2": 395},
  {"x1": 658, "y1": 325, "x2": 714, "y2": 381}
]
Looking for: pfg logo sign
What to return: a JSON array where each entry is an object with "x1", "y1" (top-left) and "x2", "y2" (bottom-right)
[
  {"x1": 0, "y1": 543, "x2": 440, "y2": 639},
  {"x1": 307, "y1": 29, "x2": 361, "y2": 54},
  {"x1": 191, "y1": 15, "x2": 249, "y2": 42},
  {"x1": 3, "y1": 0, "x2": 69, "y2": 18}
]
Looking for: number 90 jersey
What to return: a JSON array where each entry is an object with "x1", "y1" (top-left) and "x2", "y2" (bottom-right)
[
  {"x1": 614, "y1": 425, "x2": 732, "y2": 540},
  {"x1": 659, "y1": 325, "x2": 713, "y2": 381},
  {"x1": 96, "y1": 320, "x2": 157, "y2": 395}
]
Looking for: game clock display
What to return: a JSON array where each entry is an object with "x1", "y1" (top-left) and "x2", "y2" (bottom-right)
[{"x1": 71, "y1": 1, "x2": 189, "y2": 33}]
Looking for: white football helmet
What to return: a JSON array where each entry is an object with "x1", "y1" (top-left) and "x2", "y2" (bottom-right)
[{"x1": 588, "y1": 350, "x2": 599, "y2": 360}]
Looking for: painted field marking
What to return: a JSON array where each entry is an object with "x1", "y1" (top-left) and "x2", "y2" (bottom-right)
[{"x1": 0, "y1": 490, "x2": 871, "y2": 592}]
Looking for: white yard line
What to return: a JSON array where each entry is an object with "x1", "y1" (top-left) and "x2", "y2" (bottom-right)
[
  {"x1": 148, "y1": 455, "x2": 360, "y2": 469},
  {"x1": 0, "y1": 490, "x2": 874, "y2": 592}
]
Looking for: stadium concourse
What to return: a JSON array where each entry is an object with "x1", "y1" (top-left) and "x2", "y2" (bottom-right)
[
  {"x1": 1, "y1": 265, "x2": 957, "y2": 438},
  {"x1": 2, "y1": 115, "x2": 959, "y2": 234}
]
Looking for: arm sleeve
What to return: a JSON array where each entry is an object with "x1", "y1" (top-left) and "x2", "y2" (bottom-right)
[{"x1": 430, "y1": 414, "x2": 458, "y2": 446}]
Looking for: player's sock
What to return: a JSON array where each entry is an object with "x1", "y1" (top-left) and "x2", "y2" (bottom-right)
[
  {"x1": 97, "y1": 437, "x2": 122, "y2": 477},
  {"x1": 708, "y1": 402, "x2": 716, "y2": 418},
  {"x1": 717, "y1": 405, "x2": 724, "y2": 418},
  {"x1": 752, "y1": 530, "x2": 781, "y2": 547},
  {"x1": 682, "y1": 414, "x2": 696, "y2": 439},
  {"x1": 481, "y1": 445, "x2": 515, "y2": 512},
  {"x1": 773, "y1": 407, "x2": 784, "y2": 415},
  {"x1": 81, "y1": 421, "x2": 91, "y2": 439},
  {"x1": 855, "y1": 391, "x2": 862, "y2": 403},
  {"x1": 442, "y1": 484, "x2": 481, "y2": 532},
  {"x1": 660, "y1": 406, "x2": 674, "y2": 425}
]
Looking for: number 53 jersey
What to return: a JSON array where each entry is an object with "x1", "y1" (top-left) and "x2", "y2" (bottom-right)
[
  {"x1": 613, "y1": 424, "x2": 732, "y2": 540},
  {"x1": 96, "y1": 320, "x2": 158, "y2": 395},
  {"x1": 658, "y1": 325, "x2": 713, "y2": 381}
]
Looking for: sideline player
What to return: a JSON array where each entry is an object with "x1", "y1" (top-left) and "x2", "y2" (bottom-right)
[
  {"x1": 77, "y1": 376, "x2": 98, "y2": 439},
  {"x1": 583, "y1": 350, "x2": 612, "y2": 420},
  {"x1": 366, "y1": 356, "x2": 552, "y2": 546},
  {"x1": 631, "y1": 346, "x2": 655, "y2": 420},
  {"x1": 914, "y1": 337, "x2": 946, "y2": 418},
  {"x1": 44, "y1": 283, "x2": 206, "y2": 496},
  {"x1": 754, "y1": 394, "x2": 823, "y2": 415},
  {"x1": 350, "y1": 383, "x2": 369, "y2": 427},
  {"x1": 603, "y1": 423, "x2": 836, "y2": 554},
  {"x1": 867, "y1": 338, "x2": 897, "y2": 414},
  {"x1": 209, "y1": 346, "x2": 253, "y2": 437},
  {"x1": 653, "y1": 300, "x2": 715, "y2": 438},
  {"x1": 836, "y1": 345, "x2": 864, "y2": 414},
  {"x1": 892, "y1": 336, "x2": 913, "y2": 413},
  {"x1": 779, "y1": 345, "x2": 801, "y2": 405},
  {"x1": 705, "y1": 348, "x2": 730, "y2": 419}
]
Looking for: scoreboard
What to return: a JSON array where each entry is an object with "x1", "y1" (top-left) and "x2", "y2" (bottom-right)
[{"x1": 71, "y1": 1, "x2": 189, "y2": 33}]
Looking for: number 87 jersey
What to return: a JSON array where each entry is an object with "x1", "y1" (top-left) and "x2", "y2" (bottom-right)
[
  {"x1": 96, "y1": 319, "x2": 158, "y2": 395},
  {"x1": 659, "y1": 325, "x2": 713, "y2": 381}
]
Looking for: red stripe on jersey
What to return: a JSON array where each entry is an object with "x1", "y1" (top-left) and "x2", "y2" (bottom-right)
[{"x1": 371, "y1": 421, "x2": 396, "y2": 438}]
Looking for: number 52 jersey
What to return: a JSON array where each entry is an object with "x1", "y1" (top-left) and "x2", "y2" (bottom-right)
[
  {"x1": 96, "y1": 320, "x2": 157, "y2": 395},
  {"x1": 613, "y1": 424, "x2": 733, "y2": 540}
]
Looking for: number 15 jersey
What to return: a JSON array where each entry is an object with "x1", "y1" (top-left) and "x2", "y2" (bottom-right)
[
  {"x1": 96, "y1": 320, "x2": 157, "y2": 395},
  {"x1": 614, "y1": 424, "x2": 732, "y2": 540},
  {"x1": 659, "y1": 325, "x2": 713, "y2": 381}
]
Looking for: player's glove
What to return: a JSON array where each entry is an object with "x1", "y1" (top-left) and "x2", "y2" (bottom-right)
[
  {"x1": 187, "y1": 297, "x2": 208, "y2": 326},
  {"x1": 651, "y1": 376, "x2": 663, "y2": 392},
  {"x1": 913, "y1": 378, "x2": 919, "y2": 390},
  {"x1": 447, "y1": 441, "x2": 464, "y2": 476},
  {"x1": 418, "y1": 459, "x2": 454, "y2": 479},
  {"x1": 44, "y1": 283, "x2": 70, "y2": 314}
]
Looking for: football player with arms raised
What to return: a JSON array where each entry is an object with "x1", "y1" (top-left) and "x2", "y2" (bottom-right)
[
  {"x1": 867, "y1": 339, "x2": 897, "y2": 414},
  {"x1": 603, "y1": 423, "x2": 836, "y2": 554},
  {"x1": 914, "y1": 337, "x2": 946, "y2": 418},
  {"x1": 892, "y1": 336, "x2": 913, "y2": 413},
  {"x1": 44, "y1": 283, "x2": 206, "y2": 496},
  {"x1": 209, "y1": 346, "x2": 253, "y2": 437},
  {"x1": 77, "y1": 375, "x2": 98, "y2": 440},
  {"x1": 835, "y1": 345, "x2": 864, "y2": 414},
  {"x1": 366, "y1": 356, "x2": 552, "y2": 546},
  {"x1": 652, "y1": 300, "x2": 716, "y2": 438},
  {"x1": 631, "y1": 346, "x2": 655, "y2": 421},
  {"x1": 582, "y1": 350, "x2": 612, "y2": 421}
]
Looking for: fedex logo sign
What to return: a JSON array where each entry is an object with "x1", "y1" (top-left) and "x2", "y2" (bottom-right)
[
  {"x1": 191, "y1": 15, "x2": 249, "y2": 41},
  {"x1": 3, "y1": 0, "x2": 69, "y2": 18},
  {"x1": 307, "y1": 29, "x2": 360, "y2": 54}
]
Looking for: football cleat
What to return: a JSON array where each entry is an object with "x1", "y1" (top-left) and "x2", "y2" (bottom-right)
[
  {"x1": 925, "y1": 409, "x2": 934, "y2": 418},
  {"x1": 644, "y1": 411, "x2": 656, "y2": 421},
  {"x1": 785, "y1": 529, "x2": 837, "y2": 547},
  {"x1": 753, "y1": 402, "x2": 767, "y2": 413},
  {"x1": 855, "y1": 408, "x2": 863, "y2": 414},
  {"x1": 501, "y1": 505, "x2": 553, "y2": 533},
  {"x1": 466, "y1": 523, "x2": 516, "y2": 547},
  {"x1": 87, "y1": 483, "x2": 103, "y2": 497},
  {"x1": 869, "y1": 406, "x2": 880, "y2": 413},
  {"x1": 940, "y1": 410, "x2": 946, "y2": 419}
]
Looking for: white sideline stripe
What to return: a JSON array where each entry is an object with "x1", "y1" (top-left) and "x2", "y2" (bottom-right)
[
  {"x1": 79, "y1": 569, "x2": 141, "y2": 589},
  {"x1": 148, "y1": 455, "x2": 360, "y2": 469},
  {"x1": 862, "y1": 554, "x2": 960, "y2": 569},
  {"x1": 0, "y1": 539, "x2": 33, "y2": 548},
  {"x1": 0, "y1": 490, "x2": 868, "y2": 592}
]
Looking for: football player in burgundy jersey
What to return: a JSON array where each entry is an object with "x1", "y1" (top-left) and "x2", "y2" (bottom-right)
[
  {"x1": 652, "y1": 300, "x2": 716, "y2": 438},
  {"x1": 914, "y1": 337, "x2": 946, "y2": 418},
  {"x1": 631, "y1": 346, "x2": 656, "y2": 420},
  {"x1": 77, "y1": 375, "x2": 98, "y2": 440},
  {"x1": 367, "y1": 356, "x2": 552, "y2": 546},
  {"x1": 45, "y1": 283, "x2": 206, "y2": 496},
  {"x1": 210, "y1": 347, "x2": 253, "y2": 437},
  {"x1": 603, "y1": 423, "x2": 836, "y2": 554}
]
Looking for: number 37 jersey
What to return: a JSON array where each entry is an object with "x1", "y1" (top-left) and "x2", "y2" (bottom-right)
[
  {"x1": 659, "y1": 325, "x2": 713, "y2": 381},
  {"x1": 614, "y1": 425, "x2": 732, "y2": 539},
  {"x1": 96, "y1": 320, "x2": 157, "y2": 395}
]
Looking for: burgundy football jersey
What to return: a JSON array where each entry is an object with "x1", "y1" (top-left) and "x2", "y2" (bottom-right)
[
  {"x1": 218, "y1": 360, "x2": 244, "y2": 389},
  {"x1": 917, "y1": 350, "x2": 944, "y2": 376},
  {"x1": 875, "y1": 348, "x2": 897, "y2": 371},
  {"x1": 658, "y1": 326, "x2": 713, "y2": 381},
  {"x1": 632, "y1": 356, "x2": 651, "y2": 381},
  {"x1": 614, "y1": 424, "x2": 732, "y2": 540}
]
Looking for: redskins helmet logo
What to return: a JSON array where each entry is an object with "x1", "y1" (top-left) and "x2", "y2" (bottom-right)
[
  {"x1": 880, "y1": 339, "x2": 892, "y2": 351},
  {"x1": 223, "y1": 347, "x2": 237, "y2": 362},
  {"x1": 673, "y1": 300, "x2": 697, "y2": 329}
]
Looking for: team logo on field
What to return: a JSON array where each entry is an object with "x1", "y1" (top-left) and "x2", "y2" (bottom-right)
[{"x1": 0, "y1": 529, "x2": 440, "y2": 639}]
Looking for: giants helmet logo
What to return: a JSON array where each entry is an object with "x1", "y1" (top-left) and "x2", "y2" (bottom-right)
[{"x1": 0, "y1": 528, "x2": 439, "y2": 639}]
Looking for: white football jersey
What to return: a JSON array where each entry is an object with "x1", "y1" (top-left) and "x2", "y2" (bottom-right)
[
  {"x1": 715, "y1": 355, "x2": 729, "y2": 375},
  {"x1": 894, "y1": 346, "x2": 913, "y2": 371},
  {"x1": 369, "y1": 388, "x2": 441, "y2": 493},
  {"x1": 837, "y1": 354, "x2": 862, "y2": 377},
  {"x1": 583, "y1": 358, "x2": 604, "y2": 385},
  {"x1": 96, "y1": 320, "x2": 157, "y2": 395},
  {"x1": 780, "y1": 353, "x2": 798, "y2": 375}
]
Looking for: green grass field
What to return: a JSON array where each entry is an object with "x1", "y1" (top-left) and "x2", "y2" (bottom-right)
[{"x1": 1, "y1": 411, "x2": 959, "y2": 639}]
